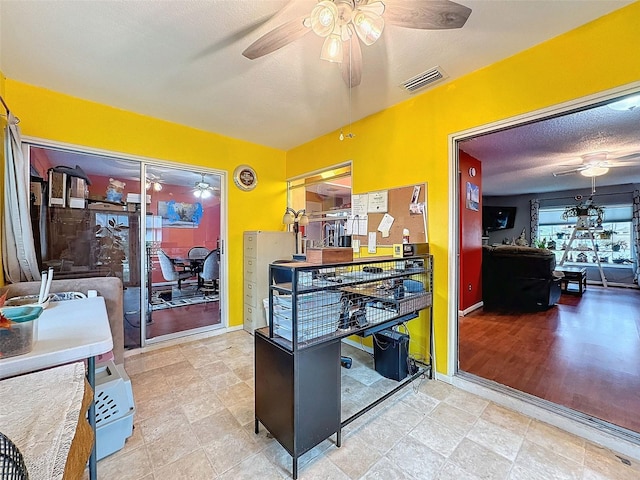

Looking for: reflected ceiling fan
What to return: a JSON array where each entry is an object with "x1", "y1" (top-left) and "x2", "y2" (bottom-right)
[
  {"x1": 192, "y1": 173, "x2": 219, "y2": 199},
  {"x1": 242, "y1": 0, "x2": 472, "y2": 87},
  {"x1": 552, "y1": 151, "x2": 640, "y2": 177},
  {"x1": 145, "y1": 173, "x2": 164, "y2": 192}
]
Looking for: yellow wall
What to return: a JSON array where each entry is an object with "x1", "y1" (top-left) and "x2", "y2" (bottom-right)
[
  {"x1": 287, "y1": 2, "x2": 640, "y2": 374},
  {"x1": 3, "y1": 80, "x2": 288, "y2": 327},
  {"x1": 2, "y1": 3, "x2": 639, "y2": 358}
]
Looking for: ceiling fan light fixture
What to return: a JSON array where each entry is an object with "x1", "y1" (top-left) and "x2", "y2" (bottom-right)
[
  {"x1": 320, "y1": 33, "x2": 343, "y2": 63},
  {"x1": 146, "y1": 178, "x2": 163, "y2": 191},
  {"x1": 310, "y1": 1, "x2": 338, "y2": 37},
  {"x1": 580, "y1": 166, "x2": 609, "y2": 177},
  {"x1": 352, "y1": 11, "x2": 384, "y2": 46}
]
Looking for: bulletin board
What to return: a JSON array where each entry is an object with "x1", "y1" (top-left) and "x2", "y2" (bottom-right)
[{"x1": 352, "y1": 183, "x2": 428, "y2": 246}]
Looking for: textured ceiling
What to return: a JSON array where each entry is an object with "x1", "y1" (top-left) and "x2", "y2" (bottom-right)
[
  {"x1": 0, "y1": 0, "x2": 633, "y2": 152},
  {"x1": 2, "y1": 1, "x2": 637, "y2": 197},
  {"x1": 460, "y1": 96, "x2": 640, "y2": 196}
]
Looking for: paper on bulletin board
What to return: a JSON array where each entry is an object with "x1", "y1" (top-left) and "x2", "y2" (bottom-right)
[
  {"x1": 352, "y1": 194, "x2": 368, "y2": 217},
  {"x1": 346, "y1": 215, "x2": 368, "y2": 236},
  {"x1": 368, "y1": 232, "x2": 377, "y2": 253},
  {"x1": 377, "y1": 213, "x2": 394, "y2": 237},
  {"x1": 367, "y1": 191, "x2": 388, "y2": 213}
]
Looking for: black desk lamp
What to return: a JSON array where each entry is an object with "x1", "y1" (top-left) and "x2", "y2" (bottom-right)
[{"x1": 283, "y1": 207, "x2": 309, "y2": 254}]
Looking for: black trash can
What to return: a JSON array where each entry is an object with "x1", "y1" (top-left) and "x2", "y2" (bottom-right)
[{"x1": 373, "y1": 329, "x2": 409, "y2": 381}]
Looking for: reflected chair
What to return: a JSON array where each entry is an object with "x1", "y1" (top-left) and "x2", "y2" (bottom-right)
[
  {"x1": 157, "y1": 249, "x2": 192, "y2": 290},
  {"x1": 188, "y1": 246, "x2": 209, "y2": 260},
  {"x1": 199, "y1": 249, "x2": 220, "y2": 294}
]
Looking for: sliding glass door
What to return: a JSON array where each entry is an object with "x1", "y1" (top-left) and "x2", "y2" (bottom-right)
[
  {"x1": 24, "y1": 141, "x2": 226, "y2": 349},
  {"x1": 143, "y1": 164, "x2": 224, "y2": 343}
]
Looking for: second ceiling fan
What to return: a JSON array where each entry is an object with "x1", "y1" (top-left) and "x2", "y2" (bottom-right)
[
  {"x1": 242, "y1": 0, "x2": 472, "y2": 87},
  {"x1": 552, "y1": 151, "x2": 640, "y2": 178}
]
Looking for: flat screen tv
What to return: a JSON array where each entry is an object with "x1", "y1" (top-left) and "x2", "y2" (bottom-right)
[{"x1": 483, "y1": 206, "x2": 517, "y2": 232}]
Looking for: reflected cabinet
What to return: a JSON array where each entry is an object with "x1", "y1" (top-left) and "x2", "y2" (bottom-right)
[{"x1": 33, "y1": 205, "x2": 140, "y2": 286}]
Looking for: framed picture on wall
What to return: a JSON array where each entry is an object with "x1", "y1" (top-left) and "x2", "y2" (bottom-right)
[
  {"x1": 158, "y1": 200, "x2": 203, "y2": 228},
  {"x1": 466, "y1": 182, "x2": 479, "y2": 211}
]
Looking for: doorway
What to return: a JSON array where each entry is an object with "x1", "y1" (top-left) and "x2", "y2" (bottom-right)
[
  {"x1": 24, "y1": 140, "x2": 227, "y2": 349},
  {"x1": 450, "y1": 84, "x2": 640, "y2": 438}
]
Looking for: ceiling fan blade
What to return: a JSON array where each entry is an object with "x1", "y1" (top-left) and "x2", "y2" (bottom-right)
[
  {"x1": 611, "y1": 152, "x2": 640, "y2": 163},
  {"x1": 607, "y1": 161, "x2": 640, "y2": 167},
  {"x1": 383, "y1": 0, "x2": 472, "y2": 30},
  {"x1": 342, "y1": 36, "x2": 363, "y2": 88},
  {"x1": 552, "y1": 167, "x2": 584, "y2": 177},
  {"x1": 242, "y1": 16, "x2": 311, "y2": 60}
]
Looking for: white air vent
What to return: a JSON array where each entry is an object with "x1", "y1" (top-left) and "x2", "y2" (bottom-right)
[{"x1": 401, "y1": 67, "x2": 446, "y2": 93}]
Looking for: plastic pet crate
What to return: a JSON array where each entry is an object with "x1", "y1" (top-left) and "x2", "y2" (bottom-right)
[{"x1": 94, "y1": 361, "x2": 135, "y2": 460}]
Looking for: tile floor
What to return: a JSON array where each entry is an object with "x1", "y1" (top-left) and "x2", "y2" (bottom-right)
[{"x1": 91, "y1": 330, "x2": 639, "y2": 479}]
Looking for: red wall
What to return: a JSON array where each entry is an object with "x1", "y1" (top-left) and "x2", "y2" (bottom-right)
[{"x1": 459, "y1": 151, "x2": 483, "y2": 311}]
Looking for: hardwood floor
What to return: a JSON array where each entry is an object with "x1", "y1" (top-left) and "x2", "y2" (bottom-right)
[
  {"x1": 123, "y1": 286, "x2": 221, "y2": 348},
  {"x1": 459, "y1": 285, "x2": 640, "y2": 434},
  {"x1": 147, "y1": 300, "x2": 221, "y2": 338}
]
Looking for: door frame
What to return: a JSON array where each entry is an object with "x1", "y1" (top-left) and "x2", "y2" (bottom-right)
[
  {"x1": 141, "y1": 161, "x2": 227, "y2": 345},
  {"x1": 445, "y1": 81, "x2": 640, "y2": 457}
]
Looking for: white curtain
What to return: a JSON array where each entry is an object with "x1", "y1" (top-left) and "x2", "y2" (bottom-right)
[
  {"x1": 3, "y1": 112, "x2": 41, "y2": 282},
  {"x1": 633, "y1": 189, "x2": 640, "y2": 285}
]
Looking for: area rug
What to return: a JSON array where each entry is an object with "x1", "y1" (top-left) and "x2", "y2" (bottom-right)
[{"x1": 150, "y1": 288, "x2": 219, "y2": 311}]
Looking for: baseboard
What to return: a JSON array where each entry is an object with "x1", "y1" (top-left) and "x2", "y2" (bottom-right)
[
  {"x1": 586, "y1": 281, "x2": 639, "y2": 289},
  {"x1": 342, "y1": 337, "x2": 374, "y2": 354},
  {"x1": 458, "y1": 301, "x2": 483, "y2": 317},
  {"x1": 125, "y1": 324, "x2": 236, "y2": 356}
]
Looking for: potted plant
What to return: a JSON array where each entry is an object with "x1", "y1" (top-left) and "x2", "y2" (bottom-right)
[
  {"x1": 94, "y1": 218, "x2": 129, "y2": 277},
  {"x1": 562, "y1": 202, "x2": 604, "y2": 220},
  {"x1": 611, "y1": 240, "x2": 627, "y2": 252},
  {"x1": 533, "y1": 238, "x2": 547, "y2": 249},
  {"x1": 599, "y1": 229, "x2": 615, "y2": 240}
]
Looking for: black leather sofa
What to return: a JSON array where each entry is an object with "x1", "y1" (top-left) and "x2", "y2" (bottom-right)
[{"x1": 482, "y1": 245, "x2": 561, "y2": 311}]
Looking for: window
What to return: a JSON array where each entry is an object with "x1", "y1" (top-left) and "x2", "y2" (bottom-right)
[
  {"x1": 287, "y1": 165, "x2": 351, "y2": 248},
  {"x1": 538, "y1": 204, "x2": 634, "y2": 266}
]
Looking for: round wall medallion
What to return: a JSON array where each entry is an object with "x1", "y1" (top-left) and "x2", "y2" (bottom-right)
[
  {"x1": 468, "y1": 167, "x2": 477, "y2": 177},
  {"x1": 233, "y1": 165, "x2": 257, "y2": 191}
]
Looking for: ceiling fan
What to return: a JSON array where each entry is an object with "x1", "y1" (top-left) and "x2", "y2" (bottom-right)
[
  {"x1": 145, "y1": 173, "x2": 164, "y2": 192},
  {"x1": 552, "y1": 151, "x2": 640, "y2": 177},
  {"x1": 193, "y1": 173, "x2": 219, "y2": 199},
  {"x1": 242, "y1": 0, "x2": 472, "y2": 87}
]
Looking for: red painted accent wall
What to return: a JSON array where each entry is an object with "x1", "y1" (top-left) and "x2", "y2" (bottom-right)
[{"x1": 459, "y1": 151, "x2": 483, "y2": 311}]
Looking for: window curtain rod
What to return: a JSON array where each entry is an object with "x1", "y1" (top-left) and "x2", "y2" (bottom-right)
[
  {"x1": 542, "y1": 189, "x2": 637, "y2": 202},
  {"x1": 0, "y1": 95, "x2": 10, "y2": 114},
  {"x1": 0, "y1": 95, "x2": 19, "y2": 123}
]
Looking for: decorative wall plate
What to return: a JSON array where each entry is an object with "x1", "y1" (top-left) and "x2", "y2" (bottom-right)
[{"x1": 233, "y1": 165, "x2": 257, "y2": 191}]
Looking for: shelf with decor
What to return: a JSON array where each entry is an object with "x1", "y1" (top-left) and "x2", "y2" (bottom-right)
[{"x1": 540, "y1": 223, "x2": 632, "y2": 266}]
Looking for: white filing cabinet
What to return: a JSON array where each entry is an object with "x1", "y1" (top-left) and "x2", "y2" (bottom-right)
[{"x1": 243, "y1": 231, "x2": 295, "y2": 333}]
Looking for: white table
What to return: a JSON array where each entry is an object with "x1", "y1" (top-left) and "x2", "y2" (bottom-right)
[{"x1": 0, "y1": 296, "x2": 113, "y2": 480}]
